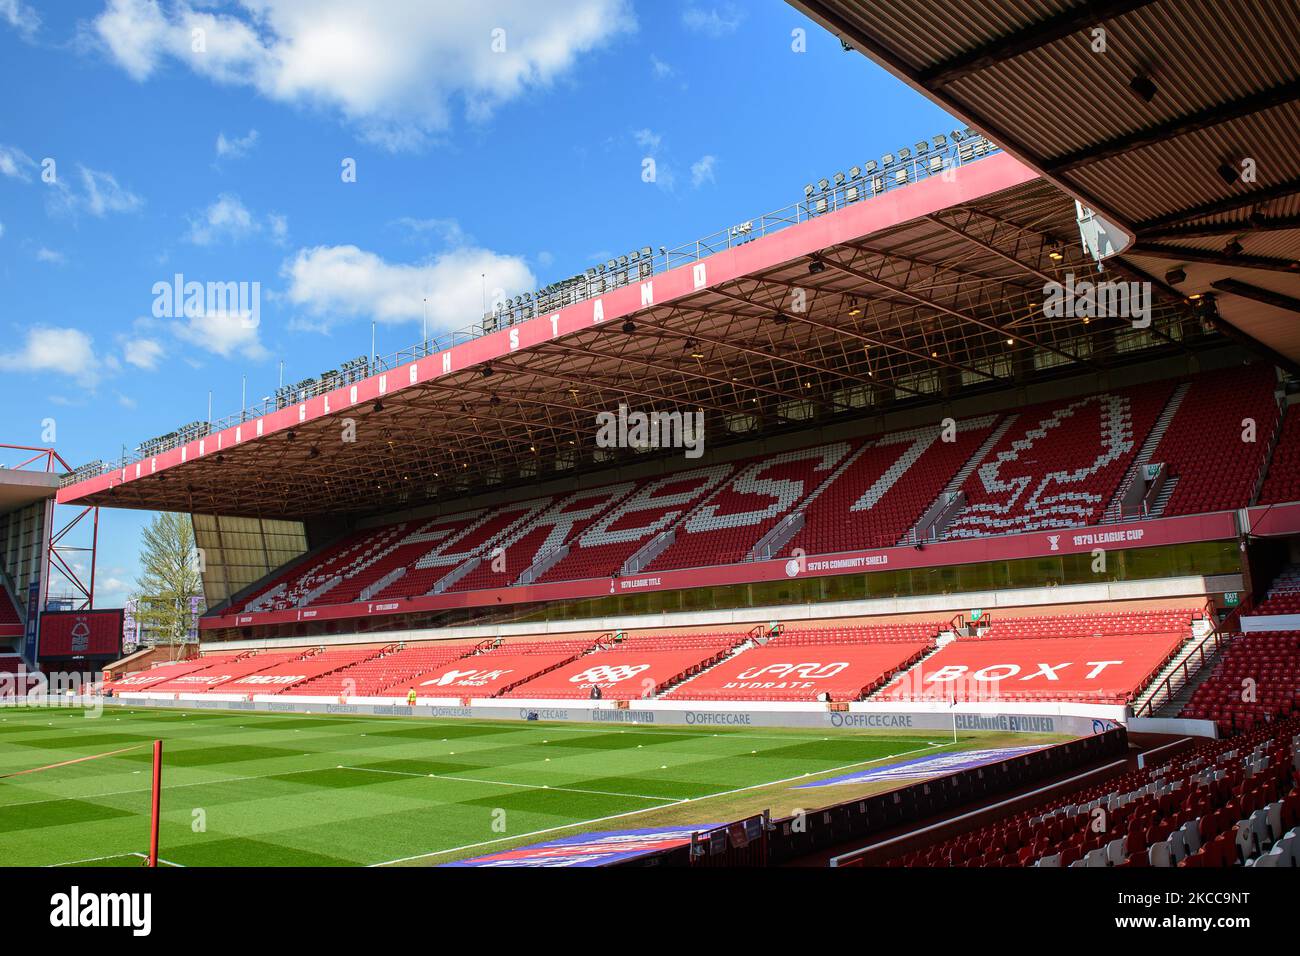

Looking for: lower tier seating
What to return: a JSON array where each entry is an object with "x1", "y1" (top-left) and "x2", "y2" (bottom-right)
[
  {"x1": 1181, "y1": 632, "x2": 1300, "y2": 730},
  {"x1": 663, "y1": 641, "x2": 931, "y2": 702},
  {"x1": 969, "y1": 608, "x2": 1195, "y2": 641},
  {"x1": 876, "y1": 632, "x2": 1187, "y2": 704},
  {"x1": 502, "y1": 647, "x2": 726, "y2": 699},
  {"x1": 887, "y1": 718, "x2": 1300, "y2": 867}
]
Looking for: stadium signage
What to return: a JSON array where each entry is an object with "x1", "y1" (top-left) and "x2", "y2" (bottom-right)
[
  {"x1": 827, "y1": 712, "x2": 914, "y2": 729},
  {"x1": 420, "y1": 668, "x2": 513, "y2": 688},
  {"x1": 683, "y1": 710, "x2": 754, "y2": 725},
  {"x1": 591, "y1": 708, "x2": 656, "y2": 723},
  {"x1": 517, "y1": 708, "x2": 570, "y2": 720},
  {"x1": 735, "y1": 662, "x2": 848, "y2": 679},
  {"x1": 954, "y1": 714, "x2": 1056, "y2": 733}
]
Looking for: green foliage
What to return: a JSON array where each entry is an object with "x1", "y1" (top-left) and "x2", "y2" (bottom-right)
[{"x1": 130, "y1": 512, "x2": 204, "y2": 646}]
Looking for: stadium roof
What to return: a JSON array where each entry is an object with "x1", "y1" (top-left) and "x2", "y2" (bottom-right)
[
  {"x1": 60, "y1": 151, "x2": 1214, "y2": 520},
  {"x1": 789, "y1": 0, "x2": 1300, "y2": 368},
  {"x1": 0, "y1": 446, "x2": 66, "y2": 511}
]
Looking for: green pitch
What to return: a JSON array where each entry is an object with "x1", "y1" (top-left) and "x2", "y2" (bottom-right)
[{"x1": 0, "y1": 705, "x2": 1064, "y2": 866}]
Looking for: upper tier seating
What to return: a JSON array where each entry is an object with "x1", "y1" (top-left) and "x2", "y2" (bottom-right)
[
  {"x1": 876, "y1": 631, "x2": 1189, "y2": 704},
  {"x1": 884, "y1": 717, "x2": 1300, "y2": 867},
  {"x1": 1181, "y1": 632, "x2": 1300, "y2": 731},
  {"x1": 787, "y1": 417, "x2": 998, "y2": 555},
  {"x1": 663, "y1": 640, "x2": 930, "y2": 702},
  {"x1": 536, "y1": 465, "x2": 735, "y2": 583},
  {"x1": 645, "y1": 441, "x2": 859, "y2": 572},
  {"x1": 446, "y1": 484, "x2": 638, "y2": 592},
  {"x1": 367, "y1": 501, "x2": 561, "y2": 601},
  {"x1": 219, "y1": 370, "x2": 1280, "y2": 622},
  {"x1": 944, "y1": 382, "x2": 1173, "y2": 539},
  {"x1": 1258, "y1": 404, "x2": 1300, "y2": 505},
  {"x1": 1150, "y1": 363, "x2": 1278, "y2": 516}
]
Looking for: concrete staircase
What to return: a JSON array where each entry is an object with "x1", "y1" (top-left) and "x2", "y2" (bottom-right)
[
  {"x1": 653, "y1": 638, "x2": 757, "y2": 698},
  {"x1": 1154, "y1": 636, "x2": 1235, "y2": 718},
  {"x1": 1146, "y1": 477, "x2": 1179, "y2": 518},
  {"x1": 902, "y1": 413, "x2": 1017, "y2": 545},
  {"x1": 1130, "y1": 620, "x2": 1219, "y2": 716},
  {"x1": 1102, "y1": 381, "x2": 1190, "y2": 524}
]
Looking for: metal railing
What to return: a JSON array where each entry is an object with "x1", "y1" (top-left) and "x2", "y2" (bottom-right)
[
  {"x1": 63, "y1": 133, "x2": 1003, "y2": 485},
  {"x1": 1131, "y1": 600, "x2": 1225, "y2": 718}
]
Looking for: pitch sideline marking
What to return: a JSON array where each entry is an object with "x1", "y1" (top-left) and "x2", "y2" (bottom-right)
[
  {"x1": 369, "y1": 740, "x2": 953, "y2": 866},
  {"x1": 339, "y1": 765, "x2": 683, "y2": 804}
]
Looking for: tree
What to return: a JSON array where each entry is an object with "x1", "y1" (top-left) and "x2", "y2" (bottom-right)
[{"x1": 131, "y1": 512, "x2": 205, "y2": 652}]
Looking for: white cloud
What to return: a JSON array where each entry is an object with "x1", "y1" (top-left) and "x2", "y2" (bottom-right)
[
  {"x1": 115, "y1": 392, "x2": 137, "y2": 409},
  {"x1": 268, "y1": 212, "x2": 288, "y2": 245},
  {"x1": 282, "y1": 244, "x2": 535, "y2": 331},
  {"x1": 35, "y1": 247, "x2": 66, "y2": 264},
  {"x1": 0, "y1": 221, "x2": 4, "y2": 239},
  {"x1": 91, "y1": 0, "x2": 636, "y2": 149},
  {"x1": 650, "y1": 54, "x2": 674, "y2": 80},
  {"x1": 633, "y1": 128, "x2": 662, "y2": 151},
  {"x1": 392, "y1": 216, "x2": 467, "y2": 246},
  {"x1": 3, "y1": 146, "x2": 143, "y2": 219},
  {"x1": 682, "y1": 4, "x2": 745, "y2": 37},
  {"x1": 185, "y1": 193, "x2": 284, "y2": 245},
  {"x1": 691, "y1": 154, "x2": 717, "y2": 188},
  {"x1": 0, "y1": 143, "x2": 36, "y2": 181},
  {"x1": 173, "y1": 310, "x2": 267, "y2": 360},
  {"x1": 79, "y1": 165, "x2": 144, "y2": 217},
  {"x1": 0, "y1": 0, "x2": 39, "y2": 39},
  {"x1": 0, "y1": 327, "x2": 100, "y2": 385},
  {"x1": 123, "y1": 336, "x2": 164, "y2": 369},
  {"x1": 185, "y1": 192, "x2": 255, "y2": 244},
  {"x1": 215, "y1": 128, "x2": 259, "y2": 160}
]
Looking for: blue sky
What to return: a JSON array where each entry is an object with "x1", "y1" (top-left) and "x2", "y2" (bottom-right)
[{"x1": 0, "y1": 0, "x2": 955, "y2": 606}]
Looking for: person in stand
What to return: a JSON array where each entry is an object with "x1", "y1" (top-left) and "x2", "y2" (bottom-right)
[{"x1": 589, "y1": 684, "x2": 603, "y2": 701}]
